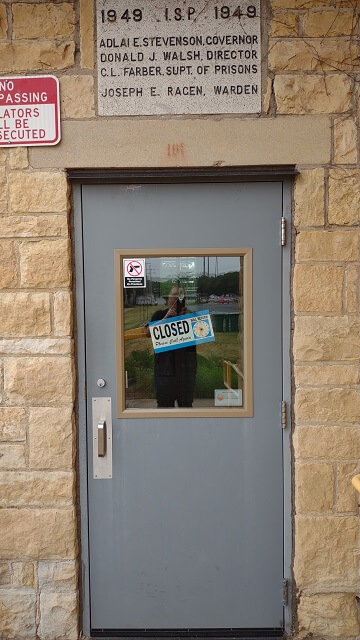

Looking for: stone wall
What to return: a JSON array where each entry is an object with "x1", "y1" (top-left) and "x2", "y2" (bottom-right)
[{"x1": 0, "y1": 1, "x2": 359, "y2": 639}]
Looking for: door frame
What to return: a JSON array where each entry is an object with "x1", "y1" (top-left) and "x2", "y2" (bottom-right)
[{"x1": 72, "y1": 170, "x2": 294, "y2": 638}]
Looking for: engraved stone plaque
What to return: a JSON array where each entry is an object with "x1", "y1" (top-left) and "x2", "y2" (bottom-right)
[{"x1": 96, "y1": 0, "x2": 261, "y2": 115}]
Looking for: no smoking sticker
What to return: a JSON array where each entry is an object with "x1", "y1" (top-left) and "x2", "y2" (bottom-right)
[{"x1": 123, "y1": 258, "x2": 146, "y2": 288}]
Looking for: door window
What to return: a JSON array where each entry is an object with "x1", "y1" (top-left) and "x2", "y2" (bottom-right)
[{"x1": 115, "y1": 249, "x2": 253, "y2": 417}]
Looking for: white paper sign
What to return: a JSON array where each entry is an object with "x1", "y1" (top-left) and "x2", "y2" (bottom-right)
[{"x1": 123, "y1": 258, "x2": 146, "y2": 288}]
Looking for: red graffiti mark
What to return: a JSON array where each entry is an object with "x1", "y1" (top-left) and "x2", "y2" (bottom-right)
[{"x1": 167, "y1": 143, "x2": 185, "y2": 159}]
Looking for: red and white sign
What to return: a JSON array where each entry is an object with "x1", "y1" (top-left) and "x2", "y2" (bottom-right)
[
  {"x1": 0, "y1": 75, "x2": 61, "y2": 147},
  {"x1": 123, "y1": 258, "x2": 146, "y2": 288}
]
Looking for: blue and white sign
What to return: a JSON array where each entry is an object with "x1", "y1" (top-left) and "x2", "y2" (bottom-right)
[{"x1": 149, "y1": 310, "x2": 215, "y2": 353}]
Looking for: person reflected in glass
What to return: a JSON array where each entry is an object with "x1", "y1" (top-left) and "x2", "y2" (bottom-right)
[{"x1": 147, "y1": 285, "x2": 197, "y2": 408}]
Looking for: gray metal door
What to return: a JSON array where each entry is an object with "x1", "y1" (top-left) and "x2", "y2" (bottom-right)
[{"x1": 81, "y1": 181, "x2": 285, "y2": 633}]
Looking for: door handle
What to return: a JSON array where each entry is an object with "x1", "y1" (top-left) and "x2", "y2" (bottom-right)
[{"x1": 98, "y1": 420, "x2": 106, "y2": 457}]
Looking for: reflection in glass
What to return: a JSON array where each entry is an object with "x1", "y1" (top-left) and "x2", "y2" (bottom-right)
[{"x1": 124, "y1": 256, "x2": 244, "y2": 409}]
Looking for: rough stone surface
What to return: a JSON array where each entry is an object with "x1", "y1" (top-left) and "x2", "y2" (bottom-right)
[
  {"x1": 294, "y1": 515, "x2": 358, "y2": 588},
  {"x1": 60, "y1": 75, "x2": 95, "y2": 118},
  {"x1": 269, "y1": 39, "x2": 358, "y2": 72},
  {"x1": 29, "y1": 406, "x2": 74, "y2": 470},
  {"x1": 271, "y1": 0, "x2": 339, "y2": 7},
  {"x1": 12, "y1": 3, "x2": 75, "y2": 39},
  {"x1": 297, "y1": 593, "x2": 360, "y2": 637},
  {"x1": 345, "y1": 265, "x2": 358, "y2": 313},
  {"x1": 4, "y1": 357, "x2": 74, "y2": 405},
  {"x1": 0, "y1": 471, "x2": 74, "y2": 507},
  {"x1": 0, "y1": 590, "x2": 37, "y2": 639},
  {"x1": 333, "y1": 118, "x2": 358, "y2": 164},
  {"x1": 54, "y1": 291, "x2": 73, "y2": 337},
  {"x1": 0, "y1": 292, "x2": 51, "y2": 337},
  {"x1": 0, "y1": 407, "x2": 26, "y2": 442},
  {"x1": 0, "y1": 338, "x2": 72, "y2": 356},
  {"x1": 0, "y1": 241, "x2": 18, "y2": 288},
  {"x1": 336, "y1": 463, "x2": 359, "y2": 513},
  {"x1": 296, "y1": 463, "x2": 334, "y2": 513},
  {"x1": 296, "y1": 388, "x2": 360, "y2": 424},
  {"x1": 39, "y1": 591, "x2": 78, "y2": 640},
  {"x1": 0, "y1": 4, "x2": 7, "y2": 38},
  {"x1": 303, "y1": 10, "x2": 356, "y2": 37},
  {"x1": 20, "y1": 239, "x2": 71, "y2": 288},
  {"x1": 328, "y1": 169, "x2": 360, "y2": 225},
  {"x1": 294, "y1": 315, "x2": 360, "y2": 361},
  {"x1": 294, "y1": 426, "x2": 360, "y2": 460},
  {"x1": 294, "y1": 169, "x2": 324, "y2": 227},
  {"x1": 80, "y1": 0, "x2": 94, "y2": 69},
  {"x1": 0, "y1": 444, "x2": 26, "y2": 469},
  {"x1": 0, "y1": 215, "x2": 68, "y2": 238},
  {"x1": 270, "y1": 12, "x2": 298, "y2": 37},
  {"x1": 38, "y1": 560, "x2": 77, "y2": 592},
  {"x1": 0, "y1": 166, "x2": 6, "y2": 213},
  {"x1": 0, "y1": 562, "x2": 11, "y2": 585},
  {"x1": 0, "y1": 42, "x2": 75, "y2": 72},
  {"x1": 0, "y1": 509, "x2": 77, "y2": 559},
  {"x1": 293, "y1": 264, "x2": 343, "y2": 312},
  {"x1": 274, "y1": 74, "x2": 353, "y2": 114},
  {"x1": 9, "y1": 172, "x2": 68, "y2": 213},
  {"x1": 296, "y1": 230, "x2": 358, "y2": 262},
  {"x1": 12, "y1": 562, "x2": 35, "y2": 588},
  {"x1": 295, "y1": 363, "x2": 359, "y2": 386},
  {"x1": 8, "y1": 147, "x2": 28, "y2": 170}
]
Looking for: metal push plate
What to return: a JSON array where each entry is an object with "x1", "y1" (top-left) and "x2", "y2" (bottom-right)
[{"x1": 92, "y1": 397, "x2": 113, "y2": 479}]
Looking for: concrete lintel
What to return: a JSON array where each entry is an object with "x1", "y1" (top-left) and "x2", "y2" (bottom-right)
[{"x1": 30, "y1": 116, "x2": 330, "y2": 169}]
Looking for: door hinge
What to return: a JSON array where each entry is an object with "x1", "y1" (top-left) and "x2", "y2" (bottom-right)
[
  {"x1": 282, "y1": 579, "x2": 289, "y2": 606},
  {"x1": 281, "y1": 217, "x2": 286, "y2": 246},
  {"x1": 281, "y1": 400, "x2": 287, "y2": 429}
]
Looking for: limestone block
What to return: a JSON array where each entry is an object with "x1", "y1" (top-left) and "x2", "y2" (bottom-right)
[
  {"x1": 294, "y1": 316, "x2": 360, "y2": 361},
  {"x1": 12, "y1": 562, "x2": 35, "y2": 588},
  {"x1": 12, "y1": 3, "x2": 75, "y2": 39},
  {"x1": 0, "y1": 509, "x2": 77, "y2": 559},
  {"x1": 0, "y1": 292, "x2": 51, "y2": 337},
  {"x1": 0, "y1": 590, "x2": 37, "y2": 639},
  {"x1": 294, "y1": 515, "x2": 358, "y2": 588},
  {"x1": 8, "y1": 147, "x2": 28, "y2": 170},
  {"x1": 38, "y1": 560, "x2": 77, "y2": 592},
  {"x1": 0, "y1": 241, "x2": 18, "y2": 288},
  {"x1": 270, "y1": 13, "x2": 298, "y2": 37},
  {"x1": 20, "y1": 239, "x2": 71, "y2": 288},
  {"x1": 269, "y1": 39, "x2": 358, "y2": 72},
  {"x1": 0, "y1": 215, "x2": 68, "y2": 238},
  {"x1": 60, "y1": 75, "x2": 95, "y2": 118},
  {"x1": 296, "y1": 230, "x2": 358, "y2": 262},
  {"x1": 333, "y1": 118, "x2": 357, "y2": 164},
  {"x1": 293, "y1": 264, "x2": 343, "y2": 313},
  {"x1": 262, "y1": 77, "x2": 272, "y2": 115},
  {"x1": 336, "y1": 463, "x2": 359, "y2": 513},
  {"x1": 9, "y1": 171, "x2": 68, "y2": 213},
  {"x1": 0, "y1": 338, "x2": 72, "y2": 356},
  {"x1": 345, "y1": 265, "x2": 358, "y2": 313},
  {"x1": 80, "y1": 0, "x2": 94, "y2": 69},
  {"x1": 0, "y1": 562, "x2": 11, "y2": 585},
  {"x1": 0, "y1": 471, "x2": 74, "y2": 507},
  {"x1": 0, "y1": 42, "x2": 74, "y2": 73},
  {"x1": 0, "y1": 166, "x2": 6, "y2": 213},
  {"x1": 0, "y1": 407, "x2": 26, "y2": 442},
  {"x1": 0, "y1": 444, "x2": 26, "y2": 469},
  {"x1": 4, "y1": 356, "x2": 74, "y2": 405},
  {"x1": 271, "y1": 0, "x2": 332, "y2": 7},
  {"x1": 296, "y1": 388, "x2": 360, "y2": 423},
  {"x1": 29, "y1": 406, "x2": 74, "y2": 470},
  {"x1": 0, "y1": 4, "x2": 7, "y2": 38},
  {"x1": 294, "y1": 169, "x2": 324, "y2": 227},
  {"x1": 295, "y1": 463, "x2": 334, "y2": 513},
  {"x1": 298, "y1": 593, "x2": 359, "y2": 637},
  {"x1": 295, "y1": 363, "x2": 359, "y2": 386},
  {"x1": 303, "y1": 10, "x2": 356, "y2": 37},
  {"x1": 328, "y1": 168, "x2": 360, "y2": 225},
  {"x1": 294, "y1": 426, "x2": 360, "y2": 460},
  {"x1": 39, "y1": 591, "x2": 78, "y2": 640},
  {"x1": 0, "y1": 148, "x2": 6, "y2": 164},
  {"x1": 54, "y1": 292, "x2": 73, "y2": 337},
  {"x1": 274, "y1": 74, "x2": 352, "y2": 115}
]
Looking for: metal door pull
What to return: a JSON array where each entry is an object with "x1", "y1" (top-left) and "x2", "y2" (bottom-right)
[{"x1": 98, "y1": 420, "x2": 106, "y2": 457}]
